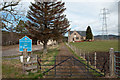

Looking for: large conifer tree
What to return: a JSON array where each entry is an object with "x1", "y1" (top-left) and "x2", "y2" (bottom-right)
[
  {"x1": 25, "y1": 1, "x2": 70, "y2": 53},
  {"x1": 86, "y1": 26, "x2": 93, "y2": 41}
]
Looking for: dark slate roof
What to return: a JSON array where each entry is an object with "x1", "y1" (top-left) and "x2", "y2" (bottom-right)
[
  {"x1": 70, "y1": 31, "x2": 74, "y2": 35},
  {"x1": 70, "y1": 31, "x2": 86, "y2": 36}
]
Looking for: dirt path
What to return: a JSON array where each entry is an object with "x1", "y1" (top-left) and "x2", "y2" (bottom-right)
[{"x1": 49, "y1": 43, "x2": 94, "y2": 78}]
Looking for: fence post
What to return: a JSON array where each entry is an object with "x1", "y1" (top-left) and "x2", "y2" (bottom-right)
[
  {"x1": 70, "y1": 57, "x2": 72, "y2": 77},
  {"x1": 94, "y1": 51, "x2": 96, "y2": 68},
  {"x1": 38, "y1": 56, "x2": 41, "y2": 71},
  {"x1": 104, "y1": 56, "x2": 106, "y2": 76},
  {"x1": 109, "y1": 48, "x2": 115, "y2": 77},
  {"x1": 75, "y1": 47, "x2": 77, "y2": 53},
  {"x1": 54, "y1": 56, "x2": 56, "y2": 76},
  {"x1": 87, "y1": 52, "x2": 89, "y2": 73},
  {"x1": 23, "y1": 49, "x2": 27, "y2": 74},
  {"x1": 83, "y1": 51, "x2": 85, "y2": 59},
  {"x1": 80, "y1": 49, "x2": 81, "y2": 56},
  {"x1": 37, "y1": 55, "x2": 39, "y2": 72},
  {"x1": 77, "y1": 48, "x2": 78, "y2": 55}
]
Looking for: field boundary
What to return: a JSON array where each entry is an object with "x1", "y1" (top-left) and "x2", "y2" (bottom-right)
[{"x1": 65, "y1": 42, "x2": 105, "y2": 77}]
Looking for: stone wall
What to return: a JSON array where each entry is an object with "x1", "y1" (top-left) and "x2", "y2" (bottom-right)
[{"x1": 68, "y1": 31, "x2": 86, "y2": 42}]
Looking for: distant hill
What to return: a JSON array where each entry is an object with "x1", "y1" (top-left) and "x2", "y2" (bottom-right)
[{"x1": 94, "y1": 35, "x2": 119, "y2": 40}]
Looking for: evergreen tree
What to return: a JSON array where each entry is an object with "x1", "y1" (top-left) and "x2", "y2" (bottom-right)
[
  {"x1": 86, "y1": 26, "x2": 93, "y2": 41},
  {"x1": 25, "y1": 1, "x2": 70, "y2": 53}
]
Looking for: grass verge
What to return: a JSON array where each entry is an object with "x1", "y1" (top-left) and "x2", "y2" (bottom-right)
[{"x1": 2, "y1": 45, "x2": 59, "y2": 78}]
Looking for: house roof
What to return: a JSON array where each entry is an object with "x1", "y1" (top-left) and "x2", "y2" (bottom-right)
[{"x1": 70, "y1": 31, "x2": 86, "y2": 36}]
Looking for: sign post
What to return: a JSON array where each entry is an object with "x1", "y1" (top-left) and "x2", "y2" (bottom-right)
[
  {"x1": 19, "y1": 36, "x2": 38, "y2": 74},
  {"x1": 19, "y1": 36, "x2": 32, "y2": 62},
  {"x1": 19, "y1": 36, "x2": 32, "y2": 74}
]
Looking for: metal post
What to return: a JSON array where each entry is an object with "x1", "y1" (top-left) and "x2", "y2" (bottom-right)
[{"x1": 109, "y1": 48, "x2": 115, "y2": 77}]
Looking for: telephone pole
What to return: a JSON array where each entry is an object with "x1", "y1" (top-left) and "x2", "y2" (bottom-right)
[{"x1": 100, "y1": 8, "x2": 109, "y2": 40}]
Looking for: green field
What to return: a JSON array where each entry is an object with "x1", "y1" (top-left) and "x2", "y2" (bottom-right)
[{"x1": 70, "y1": 40, "x2": 118, "y2": 52}]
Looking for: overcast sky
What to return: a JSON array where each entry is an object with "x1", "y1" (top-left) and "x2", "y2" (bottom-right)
[
  {"x1": 6, "y1": 0, "x2": 119, "y2": 36},
  {"x1": 64, "y1": 1, "x2": 118, "y2": 36}
]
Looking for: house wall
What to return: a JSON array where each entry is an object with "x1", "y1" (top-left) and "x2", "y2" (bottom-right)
[
  {"x1": 37, "y1": 40, "x2": 56, "y2": 46},
  {"x1": 68, "y1": 31, "x2": 82, "y2": 42},
  {"x1": 83, "y1": 36, "x2": 86, "y2": 40}
]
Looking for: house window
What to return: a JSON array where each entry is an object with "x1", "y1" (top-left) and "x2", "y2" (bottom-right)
[
  {"x1": 76, "y1": 37, "x2": 79, "y2": 39},
  {"x1": 74, "y1": 33, "x2": 76, "y2": 35}
]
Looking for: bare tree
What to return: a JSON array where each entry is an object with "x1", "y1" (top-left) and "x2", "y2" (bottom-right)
[
  {"x1": 0, "y1": 0, "x2": 23, "y2": 45},
  {"x1": 0, "y1": 0, "x2": 22, "y2": 29}
]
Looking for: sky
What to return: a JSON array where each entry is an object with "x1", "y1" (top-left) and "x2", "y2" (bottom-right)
[
  {"x1": 1, "y1": 0, "x2": 119, "y2": 36},
  {"x1": 63, "y1": 1, "x2": 118, "y2": 36}
]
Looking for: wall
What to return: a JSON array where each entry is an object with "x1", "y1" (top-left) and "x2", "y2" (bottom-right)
[{"x1": 68, "y1": 31, "x2": 83, "y2": 42}]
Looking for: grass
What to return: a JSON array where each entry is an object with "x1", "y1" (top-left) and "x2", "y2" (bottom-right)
[
  {"x1": 2, "y1": 58, "x2": 43, "y2": 78},
  {"x1": 2, "y1": 45, "x2": 59, "y2": 78},
  {"x1": 2, "y1": 59, "x2": 22, "y2": 78},
  {"x1": 33, "y1": 47, "x2": 59, "y2": 78},
  {"x1": 70, "y1": 40, "x2": 118, "y2": 52}
]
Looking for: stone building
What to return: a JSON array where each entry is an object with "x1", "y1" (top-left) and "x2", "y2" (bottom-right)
[
  {"x1": 68, "y1": 30, "x2": 86, "y2": 42},
  {"x1": 37, "y1": 39, "x2": 57, "y2": 46}
]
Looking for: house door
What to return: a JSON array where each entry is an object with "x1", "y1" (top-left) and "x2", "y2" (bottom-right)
[{"x1": 73, "y1": 38, "x2": 74, "y2": 42}]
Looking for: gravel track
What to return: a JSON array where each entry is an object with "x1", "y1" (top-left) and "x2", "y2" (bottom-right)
[{"x1": 2, "y1": 45, "x2": 43, "y2": 57}]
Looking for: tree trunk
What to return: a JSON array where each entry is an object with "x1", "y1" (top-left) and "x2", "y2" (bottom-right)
[
  {"x1": 10, "y1": 31, "x2": 14, "y2": 45},
  {"x1": 43, "y1": 42, "x2": 47, "y2": 54}
]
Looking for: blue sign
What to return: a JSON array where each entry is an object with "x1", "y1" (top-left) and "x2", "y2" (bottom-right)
[{"x1": 19, "y1": 36, "x2": 32, "y2": 52}]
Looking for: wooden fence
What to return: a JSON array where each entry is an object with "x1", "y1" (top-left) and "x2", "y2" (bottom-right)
[{"x1": 22, "y1": 49, "x2": 39, "y2": 75}]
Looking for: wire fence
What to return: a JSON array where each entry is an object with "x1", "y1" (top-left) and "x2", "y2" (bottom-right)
[
  {"x1": 114, "y1": 51, "x2": 120, "y2": 78},
  {"x1": 66, "y1": 42, "x2": 110, "y2": 76}
]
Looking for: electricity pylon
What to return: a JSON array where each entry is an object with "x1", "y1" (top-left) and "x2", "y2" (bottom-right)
[{"x1": 100, "y1": 8, "x2": 110, "y2": 40}]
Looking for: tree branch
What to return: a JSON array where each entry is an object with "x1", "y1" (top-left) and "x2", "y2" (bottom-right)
[{"x1": 0, "y1": 0, "x2": 20, "y2": 11}]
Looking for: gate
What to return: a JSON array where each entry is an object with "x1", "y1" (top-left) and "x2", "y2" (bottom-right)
[
  {"x1": 39, "y1": 56, "x2": 104, "y2": 78},
  {"x1": 114, "y1": 51, "x2": 120, "y2": 78}
]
